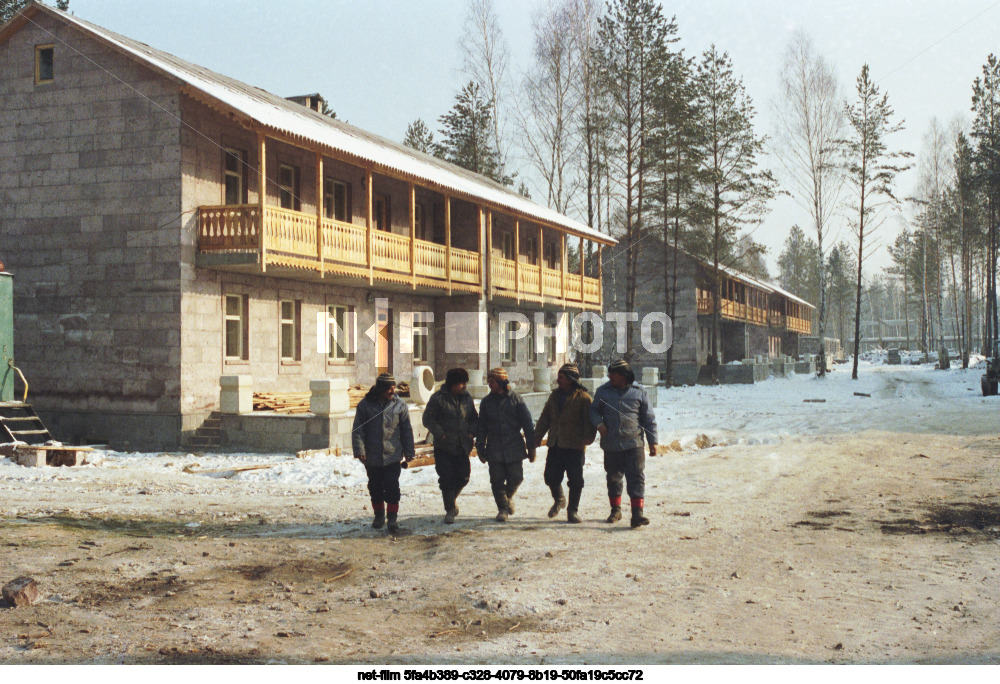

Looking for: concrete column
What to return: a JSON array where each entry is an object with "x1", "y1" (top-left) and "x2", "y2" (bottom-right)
[
  {"x1": 641, "y1": 367, "x2": 659, "y2": 387},
  {"x1": 310, "y1": 378, "x2": 349, "y2": 416},
  {"x1": 220, "y1": 375, "x2": 252, "y2": 414}
]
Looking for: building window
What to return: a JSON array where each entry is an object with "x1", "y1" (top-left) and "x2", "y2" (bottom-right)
[
  {"x1": 524, "y1": 236, "x2": 538, "y2": 263},
  {"x1": 324, "y1": 178, "x2": 349, "y2": 221},
  {"x1": 35, "y1": 44, "x2": 54, "y2": 84},
  {"x1": 224, "y1": 294, "x2": 248, "y2": 361},
  {"x1": 501, "y1": 319, "x2": 517, "y2": 363},
  {"x1": 374, "y1": 195, "x2": 390, "y2": 231},
  {"x1": 544, "y1": 242, "x2": 557, "y2": 269},
  {"x1": 328, "y1": 304, "x2": 354, "y2": 361},
  {"x1": 224, "y1": 148, "x2": 246, "y2": 205},
  {"x1": 413, "y1": 323, "x2": 429, "y2": 363},
  {"x1": 501, "y1": 233, "x2": 514, "y2": 260},
  {"x1": 280, "y1": 299, "x2": 301, "y2": 361},
  {"x1": 278, "y1": 163, "x2": 300, "y2": 210}
]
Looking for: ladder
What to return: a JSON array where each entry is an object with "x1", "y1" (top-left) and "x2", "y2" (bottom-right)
[{"x1": 0, "y1": 402, "x2": 53, "y2": 445}]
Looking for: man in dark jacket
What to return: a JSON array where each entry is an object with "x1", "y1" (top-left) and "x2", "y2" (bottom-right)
[
  {"x1": 590, "y1": 359, "x2": 657, "y2": 528},
  {"x1": 422, "y1": 367, "x2": 478, "y2": 524},
  {"x1": 475, "y1": 367, "x2": 535, "y2": 522},
  {"x1": 352, "y1": 373, "x2": 415, "y2": 534},
  {"x1": 534, "y1": 363, "x2": 596, "y2": 523}
]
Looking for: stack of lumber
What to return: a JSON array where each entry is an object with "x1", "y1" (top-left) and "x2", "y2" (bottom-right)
[{"x1": 252, "y1": 392, "x2": 310, "y2": 413}]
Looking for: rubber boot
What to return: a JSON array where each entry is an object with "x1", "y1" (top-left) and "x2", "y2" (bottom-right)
[
  {"x1": 566, "y1": 486, "x2": 582, "y2": 524},
  {"x1": 493, "y1": 488, "x2": 509, "y2": 522},
  {"x1": 372, "y1": 510, "x2": 385, "y2": 530},
  {"x1": 387, "y1": 511, "x2": 400, "y2": 534},
  {"x1": 505, "y1": 484, "x2": 519, "y2": 516},
  {"x1": 630, "y1": 498, "x2": 649, "y2": 528},
  {"x1": 548, "y1": 485, "x2": 566, "y2": 518},
  {"x1": 443, "y1": 490, "x2": 459, "y2": 524},
  {"x1": 606, "y1": 496, "x2": 622, "y2": 523}
]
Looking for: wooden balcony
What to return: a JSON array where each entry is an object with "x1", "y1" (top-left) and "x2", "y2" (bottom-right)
[
  {"x1": 198, "y1": 204, "x2": 481, "y2": 293},
  {"x1": 198, "y1": 204, "x2": 601, "y2": 308},
  {"x1": 698, "y1": 295, "x2": 810, "y2": 333},
  {"x1": 489, "y1": 256, "x2": 601, "y2": 308}
]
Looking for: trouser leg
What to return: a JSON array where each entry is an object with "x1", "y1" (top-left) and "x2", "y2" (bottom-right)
[
  {"x1": 488, "y1": 461, "x2": 509, "y2": 511},
  {"x1": 565, "y1": 449, "x2": 585, "y2": 512},
  {"x1": 622, "y1": 447, "x2": 646, "y2": 501},
  {"x1": 604, "y1": 450, "x2": 625, "y2": 502}
]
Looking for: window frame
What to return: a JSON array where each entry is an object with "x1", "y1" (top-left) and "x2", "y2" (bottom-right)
[
  {"x1": 224, "y1": 293, "x2": 249, "y2": 362},
  {"x1": 278, "y1": 163, "x2": 300, "y2": 211},
  {"x1": 501, "y1": 232, "x2": 514, "y2": 260},
  {"x1": 279, "y1": 299, "x2": 302, "y2": 362},
  {"x1": 374, "y1": 194, "x2": 390, "y2": 232},
  {"x1": 35, "y1": 44, "x2": 54, "y2": 85},
  {"x1": 324, "y1": 177, "x2": 350, "y2": 222},
  {"x1": 223, "y1": 147, "x2": 247, "y2": 205},
  {"x1": 327, "y1": 303, "x2": 355, "y2": 363}
]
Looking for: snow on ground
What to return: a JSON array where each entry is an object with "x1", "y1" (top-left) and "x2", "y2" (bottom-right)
[{"x1": 0, "y1": 360, "x2": 993, "y2": 493}]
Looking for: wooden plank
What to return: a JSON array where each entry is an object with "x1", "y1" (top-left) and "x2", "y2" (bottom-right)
[
  {"x1": 316, "y1": 151, "x2": 324, "y2": 276},
  {"x1": 258, "y1": 130, "x2": 267, "y2": 273},
  {"x1": 445, "y1": 194, "x2": 452, "y2": 295},
  {"x1": 366, "y1": 168, "x2": 374, "y2": 285},
  {"x1": 409, "y1": 182, "x2": 416, "y2": 288}
]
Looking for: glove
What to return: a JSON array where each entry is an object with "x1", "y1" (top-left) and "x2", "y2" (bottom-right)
[
  {"x1": 528, "y1": 450, "x2": 536, "y2": 463},
  {"x1": 478, "y1": 449, "x2": 487, "y2": 464}
]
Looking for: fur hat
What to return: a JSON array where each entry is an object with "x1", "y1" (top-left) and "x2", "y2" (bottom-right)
[
  {"x1": 444, "y1": 367, "x2": 470, "y2": 388},
  {"x1": 557, "y1": 363, "x2": 581, "y2": 381}
]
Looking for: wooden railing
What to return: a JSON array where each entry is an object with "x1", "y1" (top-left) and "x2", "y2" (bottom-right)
[
  {"x1": 414, "y1": 240, "x2": 447, "y2": 280},
  {"x1": 198, "y1": 204, "x2": 260, "y2": 250},
  {"x1": 321, "y1": 217, "x2": 366, "y2": 264},
  {"x1": 788, "y1": 316, "x2": 811, "y2": 334},
  {"x1": 373, "y1": 230, "x2": 411, "y2": 274},
  {"x1": 198, "y1": 204, "x2": 600, "y2": 304},
  {"x1": 698, "y1": 295, "x2": 812, "y2": 333}
]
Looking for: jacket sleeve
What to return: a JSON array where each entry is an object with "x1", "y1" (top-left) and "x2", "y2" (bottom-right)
[
  {"x1": 589, "y1": 389, "x2": 605, "y2": 429},
  {"x1": 466, "y1": 396, "x2": 479, "y2": 436},
  {"x1": 580, "y1": 393, "x2": 598, "y2": 445},
  {"x1": 518, "y1": 397, "x2": 535, "y2": 447},
  {"x1": 351, "y1": 403, "x2": 367, "y2": 457},
  {"x1": 422, "y1": 394, "x2": 445, "y2": 441},
  {"x1": 399, "y1": 406, "x2": 415, "y2": 460},
  {"x1": 638, "y1": 390, "x2": 657, "y2": 446},
  {"x1": 533, "y1": 394, "x2": 552, "y2": 444},
  {"x1": 475, "y1": 399, "x2": 488, "y2": 456}
]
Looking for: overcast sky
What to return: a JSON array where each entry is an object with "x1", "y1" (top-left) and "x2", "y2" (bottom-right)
[{"x1": 63, "y1": 0, "x2": 1000, "y2": 275}]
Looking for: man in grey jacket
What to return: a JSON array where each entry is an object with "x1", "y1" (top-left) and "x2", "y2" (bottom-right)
[
  {"x1": 590, "y1": 359, "x2": 657, "y2": 528},
  {"x1": 475, "y1": 367, "x2": 536, "y2": 522},
  {"x1": 352, "y1": 373, "x2": 415, "y2": 534},
  {"x1": 422, "y1": 367, "x2": 478, "y2": 524}
]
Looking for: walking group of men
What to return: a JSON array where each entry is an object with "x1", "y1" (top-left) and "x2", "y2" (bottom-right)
[{"x1": 350, "y1": 360, "x2": 658, "y2": 535}]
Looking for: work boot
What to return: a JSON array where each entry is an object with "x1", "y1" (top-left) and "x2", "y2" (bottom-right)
[
  {"x1": 566, "y1": 487, "x2": 582, "y2": 524},
  {"x1": 548, "y1": 486, "x2": 566, "y2": 518},
  {"x1": 630, "y1": 498, "x2": 649, "y2": 528},
  {"x1": 372, "y1": 510, "x2": 385, "y2": 530},
  {"x1": 606, "y1": 507, "x2": 622, "y2": 524},
  {"x1": 387, "y1": 512, "x2": 400, "y2": 534},
  {"x1": 506, "y1": 485, "x2": 519, "y2": 516},
  {"x1": 492, "y1": 488, "x2": 509, "y2": 522},
  {"x1": 443, "y1": 490, "x2": 458, "y2": 524}
]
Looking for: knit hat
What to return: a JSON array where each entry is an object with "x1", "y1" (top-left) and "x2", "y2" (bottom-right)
[
  {"x1": 608, "y1": 359, "x2": 635, "y2": 384},
  {"x1": 445, "y1": 367, "x2": 470, "y2": 388},
  {"x1": 374, "y1": 372, "x2": 396, "y2": 391},
  {"x1": 487, "y1": 367, "x2": 509, "y2": 383},
  {"x1": 557, "y1": 363, "x2": 581, "y2": 382}
]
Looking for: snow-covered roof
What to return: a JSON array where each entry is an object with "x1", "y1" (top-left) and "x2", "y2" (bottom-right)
[
  {"x1": 13, "y1": 2, "x2": 614, "y2": 246},
  {"x1": 690, "y1": 252, "x2": 816, "y2": 310}
]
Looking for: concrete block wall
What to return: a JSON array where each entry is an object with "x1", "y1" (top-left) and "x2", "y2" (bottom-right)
[{"x1": 0, "y1": 12, "x2": 184, "y2": 447}]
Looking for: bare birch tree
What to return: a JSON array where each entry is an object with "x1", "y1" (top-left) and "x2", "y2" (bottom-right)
[
  {"x1": 773, "y1": 32, "x2": 844, "y2": 376},
  {"x1": 461, "y1": 0, "x2": 512, "y2": 183}
]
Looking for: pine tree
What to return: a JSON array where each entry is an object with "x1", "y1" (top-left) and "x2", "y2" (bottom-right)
[
  {"x1": 842, "y1": 64, "x2": 911, "y2": 379},
  {"x1": 436, "y1": 81, "x2": 512, "y2": 186},
  {"x1": 693, "y1": 45, "x2": 776, "y2": 371},
  {"x1": 2, "y1": 1, "x2": 68, "y2": 24},
  {"x1": 971, "y1": 54, "x2": 1000, "y2": 355},
  {"x1": 402, "y1": 119, "x2": 435, "y2": 155}
]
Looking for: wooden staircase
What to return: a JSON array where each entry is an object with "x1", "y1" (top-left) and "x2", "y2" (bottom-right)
[
  {"x1": 0, "y1": 402, "x2": 53, "y2": 445},
  {"x1": 183, "y1": 412, "x2": 225, "y2": 450}
]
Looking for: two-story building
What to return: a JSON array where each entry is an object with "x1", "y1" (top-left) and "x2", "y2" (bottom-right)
[{"x1": 0, "y1": 2, "x2": 614, "y2": 449}]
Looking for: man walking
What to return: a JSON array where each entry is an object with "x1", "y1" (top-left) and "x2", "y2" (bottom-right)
[
  {"x1": 534, "y1": 363, "x2": 596, "y2": 523},
  {"x1": 590, "y1": 360, "x2": 657, "y2": 528},
  {"x1": 422, "y1": 368, "x2": 478, "y2": 524},
  {"x1": 476, "y1": 367, "x2": 535, "y2": 522},
  {"x1": 352, "y1": 373, "x2": 415, "y2": 534}
]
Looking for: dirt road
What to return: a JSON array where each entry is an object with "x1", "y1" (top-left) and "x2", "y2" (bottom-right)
[{"x1": 1, "y1": 366, "x2": 999, "y2": 664}]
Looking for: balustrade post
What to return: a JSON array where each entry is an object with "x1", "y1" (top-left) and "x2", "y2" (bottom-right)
[
  {"x1": 514, "y1": 219, "x2": 521, "y2": 303},
  {"x1": 257, "y1": 131, "x2": 267, "y2": 273},
  {"x1": 538, "y1": 224, "x2": 544, "y2": 298},
  {"x1": 316, "y1": 151, "x2": 324, "y2": 277},
  {"x1": 561, "y1": 233, "x2": 567, "y2": 305},
  {"x1": 366, "y1": 168, "x2": 373, "y2": 285},
  {"x1": 445, "y1": 194, "x2": 452, "y2": 295},
  {"x1": 410, "y1": 182, "x2": 416, "y2": 289},
  {"x1": 486, "y1": 209, "x2": 493, "y2": 298}
]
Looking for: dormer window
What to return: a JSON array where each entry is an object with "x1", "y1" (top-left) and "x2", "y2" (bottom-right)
[{"x1": 35, "y1": 44, "x2": 54, "y2": 84}]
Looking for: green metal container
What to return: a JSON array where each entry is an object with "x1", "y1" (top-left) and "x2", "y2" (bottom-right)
[{"x1": 1, "y1": 272, "x2": 13, "y2": 402}]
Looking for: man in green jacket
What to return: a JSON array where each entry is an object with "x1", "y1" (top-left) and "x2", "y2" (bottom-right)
[{"x1": 534, "y1": 363, "x2": 596, "y2": 523}]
